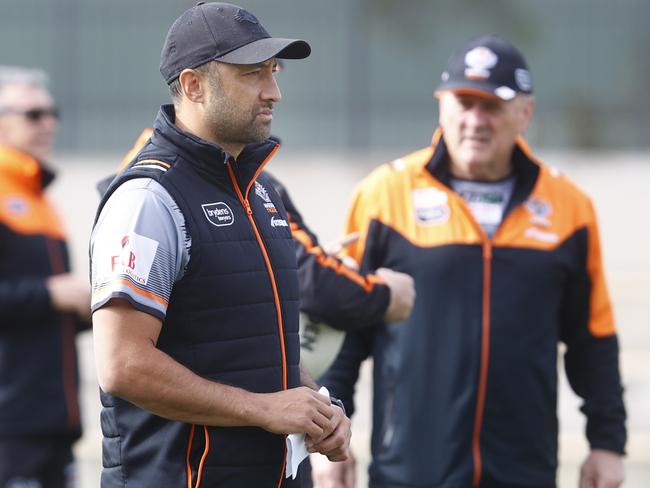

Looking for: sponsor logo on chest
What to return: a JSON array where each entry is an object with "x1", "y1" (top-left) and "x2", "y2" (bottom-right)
[
  {"x1": 524, "y1": 227, "x2": 559, "y2": 244},
  {"x1": 271, "y1": 215, "x2": 288, "y2": 227},
  {"x1": 412, "y1": 187, "x2": 450, "y2": 225},
  {"x1": 202, "y1": 202, "x2": 235, "y2": 227}
]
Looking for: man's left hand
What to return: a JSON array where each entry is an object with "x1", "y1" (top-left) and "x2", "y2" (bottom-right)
[
  {"x1": 579, "y1": 449, "x2": 624, "y2": 488},
  {"x1": 306, "y1": 404, "x2": 351, "y2": 462}
]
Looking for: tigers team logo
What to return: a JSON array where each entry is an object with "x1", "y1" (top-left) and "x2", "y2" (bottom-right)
[
  {"x1": 464, "y1": 46, "x2": 498, "y2": 80},
  {"x1": 255, "y1": 181, "x2": 278, "y2": 214}
]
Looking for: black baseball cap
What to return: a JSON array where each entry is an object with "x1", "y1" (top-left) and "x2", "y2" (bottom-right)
[
  {"x1": 160, "y1": 2, "x2": 311, "y2": 84},
  {"x1": 436, "y1": 35, "x2": 533, "y2": 101}
]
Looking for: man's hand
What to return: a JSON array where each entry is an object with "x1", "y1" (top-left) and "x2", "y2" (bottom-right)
[
  {"x1": 579, "y1": 449, "x2": 624, "y2": 488},
  {"x1": 311, "y1": 450, "x2": 356, "y2": 488},
  {"x1": 47, "y1": 273, "x2": 91, "y2": 322},
  {"x1": 325, "y1": 233, "x2": 361, "y2": 271},
  {"x1": 257, "y1": 387, "x2": 336, "y2": 442},
  {"x1": 377, "y1": 267, "x2": 415, "y2": 323},
  {"x1": 324, "y1": 232, "x2": 359, "y2": 256},
  {"x1": 306, "y1": 402, "x2": 351, "y2": 462}
]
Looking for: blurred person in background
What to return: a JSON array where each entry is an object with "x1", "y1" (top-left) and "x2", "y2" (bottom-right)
[
  {"x1": 0, "y1": 66, "x2": 90, "y2": 488},
  {"x1": 315, "y1": 35, "x2": 626, "y2": 488},
  {"x1": 90, "y1": 3, "x2": 359, "y2": 486}
]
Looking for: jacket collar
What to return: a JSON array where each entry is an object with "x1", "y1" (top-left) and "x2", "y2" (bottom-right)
[
  {"x1": 0, "y1": 144, "x2": 55, "y2": 192},
  {"x1": 150, "y1": 105, "x2": 279, "y2": 191},
  {"x1": 425, "y1": 129, "x2": 540, "y2": 213}
]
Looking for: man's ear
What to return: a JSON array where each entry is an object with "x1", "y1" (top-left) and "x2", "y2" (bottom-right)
[
  {"x1": 518, "y1": 95, "x2": 536, "y2": 134},
  {"x1": 178, "y1": 69, "x2": 205, "y2": 104}
]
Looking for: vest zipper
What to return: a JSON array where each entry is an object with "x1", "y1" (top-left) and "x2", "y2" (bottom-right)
[
  {"x1": 226, "y1": 149, "x2": 288, "y2": 486},
  {"x1": 243, "y1": 198, "x2": 253, "y2": 215},
  {"x1": 225, "y1": 160, "x2": 288, "y2": 390}
]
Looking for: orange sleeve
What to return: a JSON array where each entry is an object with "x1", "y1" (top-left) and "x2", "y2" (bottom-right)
[
  {"x1": 342, "y1": 175, "x2": 381, "y2": 266},
  {"x1": 118, "y1": 128, "x2": 154, "y2": 171}
]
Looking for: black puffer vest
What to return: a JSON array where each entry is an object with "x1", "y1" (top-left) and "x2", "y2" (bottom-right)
[{"x1": 94, "y1": 106, "x2": 301, "y2": 487}]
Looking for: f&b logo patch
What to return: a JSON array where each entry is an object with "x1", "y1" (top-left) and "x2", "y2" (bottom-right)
[{"x1": 202, "y1": 202, "x2": 234, "y2": 227}]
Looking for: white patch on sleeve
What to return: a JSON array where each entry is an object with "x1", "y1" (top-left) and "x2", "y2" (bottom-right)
[{"x1": 96, "y1": 232, "x2": 159, "y2": 286}]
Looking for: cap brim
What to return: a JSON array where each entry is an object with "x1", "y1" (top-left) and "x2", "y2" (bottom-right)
[
  {"x1": 216, "y1": 38, "x2": 311, "y2": 65},
  {"x1": 435, "y1": 80, "x2": 516, "y2": 101}
]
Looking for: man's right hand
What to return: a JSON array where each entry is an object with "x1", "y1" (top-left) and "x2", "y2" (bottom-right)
[
  {"x1": 377, "y1": 268, "x2": 415, "y2": 323},
  {"x1": 257, "y1": 387, "x2": 337, "y2": 442},
  {"x1": 311, "y1": 450, "x2": 356, "y2": 488},
  {"x1": 47, "y1": 273, "x2": 91, "y2": 322}
]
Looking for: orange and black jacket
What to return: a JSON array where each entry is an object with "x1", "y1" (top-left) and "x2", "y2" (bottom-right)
[
  {"x1": 0, "y1": 145, "x2": 82, "y2": 440},
  {"x1": 321, "y1": 133, "x2": 626, "y2": 488}
]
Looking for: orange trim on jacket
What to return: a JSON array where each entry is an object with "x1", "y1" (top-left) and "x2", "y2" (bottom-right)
[
  {"x1": 290, "y1": 223, "x2": 385, "y2": 293},
  {"x1": 186, "y1": 424, "x2": 210, "y2": 488},
  {"x1": 91, "y1": 277, "x2": 169, "y2": 307}
]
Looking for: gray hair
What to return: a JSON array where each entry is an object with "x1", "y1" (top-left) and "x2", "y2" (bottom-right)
[{"x1": 0, "y1": 66, "x2": 49, "y2": 98}]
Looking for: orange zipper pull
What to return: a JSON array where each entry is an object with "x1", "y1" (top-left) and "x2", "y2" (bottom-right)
[
  {"x1": 483, "y1": 241, "x2": 492, "y2": 260},
  {"x1": 243, "y1": 199, "x2": 252, "y2": 215}
]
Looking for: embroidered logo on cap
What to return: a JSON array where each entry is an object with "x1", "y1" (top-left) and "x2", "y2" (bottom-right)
[
  {"x1": 515, "y1": 68, "x2": 532, "y2": 92},
  {"x1": 464, "y1": 47, "x2": 498, "y2": 80},
  {"x1": 235, "y1": 9, "x2": 259, "y2": 24}
]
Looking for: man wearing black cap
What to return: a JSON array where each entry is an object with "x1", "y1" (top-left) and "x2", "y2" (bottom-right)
[
  {"x1": 316, "y1": 35, "x2": 626, "y2": 488},
  {"x1": 89, "y1": 3, "x2": 351, "y2": 487}
]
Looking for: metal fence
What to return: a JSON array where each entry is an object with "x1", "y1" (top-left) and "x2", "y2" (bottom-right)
[{"x1": 1, "y1": 0, "x2": 648, "y2": 152}]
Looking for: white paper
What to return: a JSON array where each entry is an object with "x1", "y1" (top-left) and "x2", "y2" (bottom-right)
[{"x1": 285, "y1": 386, "x2": 330, "y2": 479}]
